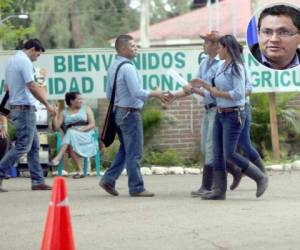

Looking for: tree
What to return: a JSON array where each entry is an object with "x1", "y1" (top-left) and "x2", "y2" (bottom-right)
[
  {"x1": 251, "y1": 93, "x2": 300, "y2": 159},
  {"x1": 0, "y1": 0, "x2": 35, "y2": 49},
  {"x1": 31, "y1": 0, "x2": 139, "y2": 49},
  {"x1": 149, "y1": 0, "x2": 192, "y2": 23}
]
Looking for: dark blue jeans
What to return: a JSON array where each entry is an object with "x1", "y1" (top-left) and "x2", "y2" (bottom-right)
[
  {"x1": 238, "y1": 103, "x2": 261, "y2": 161},
  {"x1": 0, "y1": 110, "x2": 45, "y2": 184},
  {"x1": 101, "y1": 108, "x2": 145, "y2": 194},
  {"x1": 213, "y1": 109, "x2": 251, "y2": 171}
]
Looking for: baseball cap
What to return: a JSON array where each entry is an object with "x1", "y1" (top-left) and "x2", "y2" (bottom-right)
[{"x1": 200, "y1": 30, "x2": 220, "y2": 42}]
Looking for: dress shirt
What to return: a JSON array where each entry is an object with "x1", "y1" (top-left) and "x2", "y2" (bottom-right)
[{"x1": 106, "y1": 56, "x2": 149, "y2": 109}]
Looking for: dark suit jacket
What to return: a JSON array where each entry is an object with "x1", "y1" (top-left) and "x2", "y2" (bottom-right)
[{"x1": 250, "y1": 43, "x2": 300, "y2": 69}]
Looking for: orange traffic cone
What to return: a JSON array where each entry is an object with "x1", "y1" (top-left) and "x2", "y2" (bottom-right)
[{"x1": 41, "y1": 177, "x2": 76, "y2": 250}]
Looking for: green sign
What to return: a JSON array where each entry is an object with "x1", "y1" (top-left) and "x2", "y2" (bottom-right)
[{"x1": 0, "y1": 47, "x2": 299, "y2": 99}]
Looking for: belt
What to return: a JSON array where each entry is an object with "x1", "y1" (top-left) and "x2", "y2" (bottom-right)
[
  {"x1": 10, "y1": 105, "x2": 36, "y2": 111},
  {"x1": 217, "y1": 106, "x2": 244, "y2": 113},
  {"x1": 115, "y1": 106, "x2": 140, "y2": 112},
  {"x1": 204, "y1": 103, "x2": 217, "y2": 110}
]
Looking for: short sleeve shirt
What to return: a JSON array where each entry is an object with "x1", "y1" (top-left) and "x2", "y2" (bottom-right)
[{"x1": 5, "y1": 50, "x2": 36, "y2": 105}]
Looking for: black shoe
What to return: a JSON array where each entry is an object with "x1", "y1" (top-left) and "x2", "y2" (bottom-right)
[
  {"x1": 191, "y1": 187, "x2": 210, "y2": 197},
  {"x1": 191, "y1": 189, "x2": 202, "y2": 197},
  {"x1": 72, "y1": 173, "x2": 85, "y2": 179},
  {"x1": 31, "y1": 183, "x2": 52, "y2": 190},
  {"x1": 130, "y1": 190, "x2": 155, "y2": 197},
  {"x1": 0, "y1": 186, "x2": 8, "y2": 192},
  {"x1": 201, "y1": 189, "x2": 226, "y2": 200},
  {"x1": 191, "y1": 164, "x2": 213, "y2": 197},
  {"x1": 201, "y1": 170, "x2": 227, "y2": 200},
  {"x1": 99, "y1": 180, "x2": 119, "y2": 196},
  {"x1": 227, "y1": 162, "x2": 243, "y2": 190},
  {"x1": 244, "y1": 163, "x2": 268, "y2": 198}
]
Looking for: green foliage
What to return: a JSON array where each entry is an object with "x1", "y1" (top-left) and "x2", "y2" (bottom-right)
[
  {"x1": 1, "y1": 0, "x2": 140, "y2": 49},
  {"x1": 250, "y1": 92, "x2": 300, "y2": 158},
  {"x1": 0, "y1": 0, "x2": 197, "y2": 49},
  {"x1": 7, "y1": 120, "x2": 16, "y2": 140},
  {"x1": 101, "y1": 139, "x2": 120, "y2": 169},
  {"x1": 250, "y1": 93, "x2": 271, "y2": 156},
  {"x1": 0, "y1": 0, "x2": 36, "y2": 49},
  {"x1": 0, "y1": 0, "x2": 14, "y2": 10},
  {"x1": 142, "y1": 148, "x2": 184, "y2": 166},
  {"x1": 48, "y1": 132, "x2": 58, "y2": 157},
  {"x1": 142, "y1": 110, "x2": 163, "y2": 143},
  {"x1": 31, "y1": 0, "x2": 139, "y2": 48},
  {"x1": 0, "y1": 24, "x2": 34, "y2": 49},
  {"x1": 142, "y1": 99, "x2": 163, "y2": 143},
  {"x1": 150, "y1": 0, "x2": 193, "y2": 23}
]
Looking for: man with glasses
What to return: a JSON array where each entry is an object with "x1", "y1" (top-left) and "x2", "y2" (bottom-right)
[{"x1": 250, "y1": 4, "x2": 300, "y2": 70}]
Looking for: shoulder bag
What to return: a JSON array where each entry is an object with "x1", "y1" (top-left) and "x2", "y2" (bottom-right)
[{"x1": 101, "y1": 61, "x2": 131, "y2": 147}]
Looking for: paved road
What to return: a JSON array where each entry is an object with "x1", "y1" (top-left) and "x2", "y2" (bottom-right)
[{"x1": 1, "y1": 172, "x2": 300, "y2": 250}]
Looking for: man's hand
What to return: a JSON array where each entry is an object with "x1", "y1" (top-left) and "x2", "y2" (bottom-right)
[
  {"x1": 191, "y1": 78, "x2": 205, "y2": 87},
  {"x1": 46, "y1": 104, "x2": 56, "y2": 117},
  {"x1": 39, "y1": 68, "x2": 47, "y2": 78},
  {"x1": 182, "y1": 83, "x2": 195, "y2": 94},
  {"x1": 162, "y1": 91, "x2": 176, "y2": 104},
  {"x1": 150, "y1": 90, "x2": 173, "y2": 104},
  {"x1": 210, "y1": 87, "x2": 219, "y2": 97},
  {"x1": 164, "y1": 92, "x2": 177, "y2": 104},
  {"x1": 0, "y1": 126, "x2": 8, "y2": 139}
]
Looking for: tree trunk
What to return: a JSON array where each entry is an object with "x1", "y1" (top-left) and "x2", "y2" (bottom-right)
[{"x1": 68, "y1": 0, "x2": 81, "y2": 48}]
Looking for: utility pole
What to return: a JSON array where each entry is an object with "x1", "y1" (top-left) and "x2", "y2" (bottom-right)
[
  {"x1": 207, "y1": 0, "x2": 212, "y2": 32},
  {"x1": 140, "y1": 0, "x2": 150, "y2": 48},
  {"x1": 232, "y1": 0, "x2": 237, "y2": 36},
  {"x1": 251, "y1": 0, "x2": 280, "y2": 159},
  {"x1": 215, "y1": 0, "x2": 220, "y2": 31}
]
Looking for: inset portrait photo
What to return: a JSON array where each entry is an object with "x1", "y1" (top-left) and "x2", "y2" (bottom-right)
[{"x1": 246, "y1": 2, "x2": 300, "y2": 70}]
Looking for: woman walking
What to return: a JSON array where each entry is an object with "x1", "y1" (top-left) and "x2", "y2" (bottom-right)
[{"x1": 192, "y1": 35, "x2": 268, "y2": 200}]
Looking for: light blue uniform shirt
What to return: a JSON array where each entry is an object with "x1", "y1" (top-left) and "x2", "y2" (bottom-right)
[
  {"x1": 245, "y1": 66, "x2": 253, "y2": 104},
  {"x1": 214, "y1": 62, "x2": 246, "y2": 108},
  {"x1": 106, "y1": 56, "x2": 149, "y2": 109},
  {"x1": 5, "y1": 50, "x2": 36, "y2": 106},
  {"x1": 195, "y1": 55, "x2": 221, "y2": 105}
]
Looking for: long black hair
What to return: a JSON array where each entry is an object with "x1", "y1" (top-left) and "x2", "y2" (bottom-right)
[{"x1": 219, "y1": 35, "x2": 244, "y2": 77}]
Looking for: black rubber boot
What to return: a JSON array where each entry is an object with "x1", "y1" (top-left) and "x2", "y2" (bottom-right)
[
  {"x1": 191, "y1": 164, "x2": 213, "y2": 197},
  {"x1": 252, "y1": 157, "x2": 266, "y2": 174},
  {"x1": 201, "y1": 170, "x2": 227, "y2": 200},
  {"x1": 0, "y1": 179, "x2": 8, "y2": 192},
  {"x1": 244, "y1": 163, "x2": 268, "y2": 198},
  {"x1": 227, "y1": 161, "x2": 243, "y2": 191}
]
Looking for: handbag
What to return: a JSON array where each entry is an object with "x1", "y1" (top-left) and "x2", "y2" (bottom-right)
[
  {"x1": 0, "y1": 91, "x2": 10, "y2": 117},
  {"x1": 101, "y1": 61, "x2": 132, "y2": 147}
]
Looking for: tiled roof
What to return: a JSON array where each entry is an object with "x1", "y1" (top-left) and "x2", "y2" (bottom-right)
[{"x1": 129, "y1": 0, "x2": 251, "y2": 42}]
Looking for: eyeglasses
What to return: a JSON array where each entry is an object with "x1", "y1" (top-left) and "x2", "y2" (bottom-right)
[{"x1": 259, "y1": 28, "x2": 300, "y2": 38}]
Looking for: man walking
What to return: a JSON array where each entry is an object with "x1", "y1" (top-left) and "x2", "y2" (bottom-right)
[
  {"x1": 99, "y1": 34, "x2": 170, "y2": 197},
  {"x1": 0, "y1": 38, "x2": 56, "y2": 192}
]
